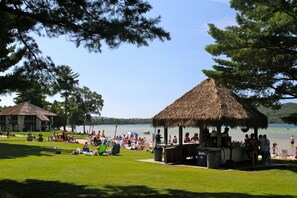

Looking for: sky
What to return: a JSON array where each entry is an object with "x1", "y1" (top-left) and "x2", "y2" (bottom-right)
[{"x1": 0, "y1": 0, "x2": 238, "y2": 118}]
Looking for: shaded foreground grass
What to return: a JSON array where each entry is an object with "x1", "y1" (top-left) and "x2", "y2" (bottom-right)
[{"x1": 0, "y1": 137, "x2": 297, "y2": 198}]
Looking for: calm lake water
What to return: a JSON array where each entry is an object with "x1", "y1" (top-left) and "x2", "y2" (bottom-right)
[{"x1": 70, "y1": 124, "x2": 297, "y2": 155}]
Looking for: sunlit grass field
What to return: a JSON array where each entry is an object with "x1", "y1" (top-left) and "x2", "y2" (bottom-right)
[{"x1": 0, "y1": 133, "x2": 297, "y2": 198}]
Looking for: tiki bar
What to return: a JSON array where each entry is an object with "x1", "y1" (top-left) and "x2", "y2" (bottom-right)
[{"x1": 152, "y1": 78, "x2": 268, "y2": 169}]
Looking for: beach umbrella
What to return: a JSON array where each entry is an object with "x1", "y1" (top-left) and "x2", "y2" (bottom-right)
[
  {"x1": 128, "y1": 132, "x2": 138, "y2": 136},
  {"x1": 131, "y1": 132, "x2": 138, "y2": 136}
]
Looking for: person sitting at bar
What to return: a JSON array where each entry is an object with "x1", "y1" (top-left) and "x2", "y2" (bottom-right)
[
  {"x1": 184, "y1": 132, "x2": 191, "y2": 143},
  {"x1": 172, "y1": 135, "x2": 178, "y2": 144},
  {"x1": 190, "y1": 133, "x2": 199, "y2": 143}
]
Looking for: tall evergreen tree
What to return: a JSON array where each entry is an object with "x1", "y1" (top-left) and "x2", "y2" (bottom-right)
[
  {"x1": 55, "y1": 65, "x2": 80, "y2": 131},
  {"x1": 49, "y1": 100, "x2": 64, "y2": 129},
  {"x1": 204, "y1": 0, "x2": 297, "y2": 110},
  {"x1": 13, "y1": 81, "x2": 50, "y2": 108}
]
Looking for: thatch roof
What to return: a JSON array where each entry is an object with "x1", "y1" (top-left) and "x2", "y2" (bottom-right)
[
  {"x1": 0, "y1": 102, "x2": 56, "y2": 121},
  {"x1": 152, "y1": 78, "x2": 268, "y2": 129}
]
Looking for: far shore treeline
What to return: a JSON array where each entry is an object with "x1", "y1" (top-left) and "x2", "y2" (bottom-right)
[
  {"x1": 258, "y1": 102, "x2": 297, "y2": 124},
  {"x1": 0, "y1": 102, "x2": 296, "y2": 126},
  {"x1": 91, "y1": 117, "x2": 151, "y2": 125},
  {"x1": 90, "y1": 103, "x2": 297, "y2": 125}
]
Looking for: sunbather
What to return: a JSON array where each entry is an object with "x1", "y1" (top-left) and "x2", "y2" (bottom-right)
[{"x1": 83, "y1": 142, "x2": 90, "y2": 152}]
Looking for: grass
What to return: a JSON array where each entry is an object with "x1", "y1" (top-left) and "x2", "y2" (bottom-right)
[{"x1": 0, "y1": 135, "x2": 297, "y2": 198}]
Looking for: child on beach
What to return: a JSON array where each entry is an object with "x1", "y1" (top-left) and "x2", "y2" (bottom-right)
[
  {"x1": 290, "y1": 135, "x2": 294, "y2": 145},
  {"x1": 290, "y1": 135, "x2": 295, "y2": 155},
  {"x1": 272, "y1": 143, "x2": 277, "y2": 155}
]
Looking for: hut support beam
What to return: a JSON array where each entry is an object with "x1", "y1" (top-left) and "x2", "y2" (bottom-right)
[
  {"x1": 164, "y1": 127, "x2": 168, "y2": 144},
  {"x1": 179, "y1": 126, "x2": 183, "y2": 146},
  {"x1": 199, "y1": 127, "x2": 203, "y2": 147},
  {"x1": 217, "y1": 125, "x2": 222, "y2": 147},
  {"x1": 254, "y1": 128, "x2": 258, "y2": 139}
]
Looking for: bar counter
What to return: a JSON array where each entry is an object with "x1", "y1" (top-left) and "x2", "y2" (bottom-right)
[{"x1": 158, "y1": 143, "x2": 249, "y2": 168}]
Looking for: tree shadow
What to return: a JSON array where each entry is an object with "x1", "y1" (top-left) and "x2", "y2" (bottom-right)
[
  {"x1": 233, "y1": 159, "x2": 297, "y2": 174},
  {"x1": 0, "y1": 142, "x2": 62, "y2": 159},
  {"x1": 0, "y1": 179, "x2": 295, "y2": 198}
]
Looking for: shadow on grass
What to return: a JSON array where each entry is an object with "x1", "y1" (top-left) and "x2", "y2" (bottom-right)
[
  {"x1": 0, "y1": 142, "x2": 58, "y2": 159},
  {"x1": 0, "y1": 179, "x2": 295, "y2": 198},
  {"x1": 232, "y1": 159, "x2": 297, "y2": 174}
]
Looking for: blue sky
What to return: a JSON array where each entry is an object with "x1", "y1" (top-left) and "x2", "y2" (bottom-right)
[{"x1": 0, "y1": 0, "x2": 237, "y2": 118}]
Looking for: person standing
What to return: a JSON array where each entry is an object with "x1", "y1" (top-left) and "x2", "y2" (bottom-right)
[
  {"x1": 290, "y1": 135, "x2": 295, "y2": 146},
  {"x1": 290, "y1": 135, "x2": 295, "y2": 155},
  {"x1": 155, "y1": 129, "x2": 162, "y2": 145},
  {"x1": 262, "y1": 134, "x2": 270, "y2": 165}
]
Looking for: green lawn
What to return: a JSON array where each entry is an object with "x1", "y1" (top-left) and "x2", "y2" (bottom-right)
[{"x1": 0, "y1": 136, "x2": 297, "y2": 198}]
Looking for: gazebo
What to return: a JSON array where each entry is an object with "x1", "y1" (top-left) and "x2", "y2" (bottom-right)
[
  {"x1": 0, "y1": 102, "x2": 56, "y2": 132},
  {"x1": 152, "y1": 78, "x2": 268, "y2": 167}
]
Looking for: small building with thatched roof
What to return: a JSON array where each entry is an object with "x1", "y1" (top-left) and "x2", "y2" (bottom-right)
[
  {"x1": 153, "y1": 78, "x2": 267, "y2": 130},
  {"x1": 152, "y1": 78, "x2": 268, "y2": 167},
  {"x1": 0, "y1": 102, "x2": 56, "y2": 132}
]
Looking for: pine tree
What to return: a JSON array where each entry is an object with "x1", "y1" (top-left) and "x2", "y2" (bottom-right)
[{"x1": 204, "y1": 0, "x2": 297, "y2": 109}]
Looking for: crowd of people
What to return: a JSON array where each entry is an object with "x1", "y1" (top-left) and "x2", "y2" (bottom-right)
[
  {"x1": 48, "y1": 128, "x2": 296, "y2": 162},
  {"x1": 242, "y1": 133, "x2": 271, "y2": 165},
  {"x1": 49, "y1": 131, "x2": 77, "y2": 143},
  {"x1": 88, "y1": 130, "x2": 152, "y2": 151},
  {"x1": 152, "y1": 129, "x2": 200, "y2": 145}
]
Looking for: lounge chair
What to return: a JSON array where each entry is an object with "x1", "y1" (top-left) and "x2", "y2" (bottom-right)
[
  {"x1": 98, "y1": 145, "x2": 107, "y2": 155},
  {"x1": 111, "y1": 144, "x2": 120, "y2": 155}
]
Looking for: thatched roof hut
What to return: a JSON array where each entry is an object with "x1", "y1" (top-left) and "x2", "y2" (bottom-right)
[
  {"x1": 0, "y1": 102, "x2": 56, "y2": 132},
  {"x1": 152, "y1": 78, "x2": 268, "y2": 129},
  {"x1": 0, "y1": 102, "x2": 56, "y2": 121}
]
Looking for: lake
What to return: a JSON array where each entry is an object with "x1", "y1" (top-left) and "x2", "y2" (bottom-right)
[{"x1": 69, "y1": 123, "x2": 297, "y2": 156}]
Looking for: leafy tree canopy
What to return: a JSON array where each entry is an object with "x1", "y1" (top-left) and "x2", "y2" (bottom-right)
[
  {"x1": 13, "y1": 80, "x2": 50, "y2": 109},
  {"x1": 204, "y1": 0, "x2": 297, "y2": 108},
  {"x1": 0, "y1": 0, "x2": 170, "y2": 94}
]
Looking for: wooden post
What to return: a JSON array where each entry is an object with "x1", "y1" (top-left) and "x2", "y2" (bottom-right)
[
  {"x1": 254, "y1": 128, "x2": 258, "y2": 139},
  {"x1": 179, "y1": 126, "x2": 183, "y2": 146},
  {"x1": 164, "y1": 127, "x2": 168, "y2": 145},
  {"x1": 217, "y1": 125, "x2": 222, "y2": 147},
  {"x1": 199, "y1": 127, "x2": 203, "y2": 147}
]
